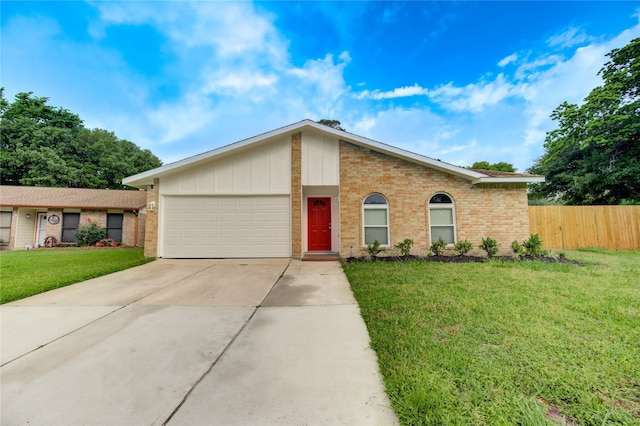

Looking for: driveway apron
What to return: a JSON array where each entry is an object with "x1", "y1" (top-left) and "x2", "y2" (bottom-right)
[{"x1": 1, "y1": 258, "x2": 397, "y2": 425}]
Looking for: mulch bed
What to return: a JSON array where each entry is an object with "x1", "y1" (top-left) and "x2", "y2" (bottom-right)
[{"x1": 345, "y1": 254, "x2": 585, "y2": 266}]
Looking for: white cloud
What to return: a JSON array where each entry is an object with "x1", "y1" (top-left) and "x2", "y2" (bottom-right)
[
  {"x1": 514, "y1": 54, "x2": 565, "y2": 80},
  {"x1": 428, "y1": 74, "x2": 516, "y2": 113},
  {"x1": 203, "y1": 70, "x2": 278, "y2": 94},
  {"x1": 362, "y1": 84, "x2": 430, "y2": 100},
  {"x1": 289, "y1": 52, "x2": 352, "y2": 116},
  {"x1": 437, "y1": 139, "x2": 477, "y2": 155},
  {"x1": 547, "y1": 26, "x2": 592, "y2": 48},
  {"x1": 498, "y1": 53, "x2": 518, "y2": 67},
  {"x1": 94, "y1": 2, "x2": 286, "y2": 58}
]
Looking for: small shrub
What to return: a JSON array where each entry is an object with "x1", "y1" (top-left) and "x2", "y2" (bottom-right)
[
  {"x1": 453, "y1": 240, "x2": 473, "y2": 256},
  {"x1": 430, "y1": 237, "x2": 447, "y2": 256},
  {"x1": 95, "y1": 238, "x2": 119, "y2": 247},
  {"x1": 522, "y1": 234, "x2": 543, "y2": 256},
  {"x1": 367, "y1": 240, "x2": 386, "y2": 257},
  {"x1": 394, "y1": 238, "x2": 414, "y2": 257},
  {"x1": 74, "y1": 220, "x2": 107, "y2": 247},
  {"x1": 479, "y1": 237, "x2": 499, "y2": 258},
  {"x1": 511, "y1": 240, "x2": 525, "y2": 258}
]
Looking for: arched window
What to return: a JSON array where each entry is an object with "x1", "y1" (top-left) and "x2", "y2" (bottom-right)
[
  {"x1": 363, "y1": 193, "x2": 389, "y2": 245},
  {"x1": 429, "y1": 193, "x2": 456, "y2": 244}
]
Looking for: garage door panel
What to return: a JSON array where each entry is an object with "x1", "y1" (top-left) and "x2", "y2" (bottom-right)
[
  {"x1": 162, "y1": 196, "x2": 290, "y2": 258},
  {"x1": 219, "y1": 213, "x2": 235, "y2": 223}
]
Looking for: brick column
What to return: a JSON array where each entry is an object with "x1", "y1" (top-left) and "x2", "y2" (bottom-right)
[
  {"x1": 144, "y1": 178, "x2": 159, "y2": 258},
  {"x1": 291, "y1": 132, "x2": 302, "y2": 259}
]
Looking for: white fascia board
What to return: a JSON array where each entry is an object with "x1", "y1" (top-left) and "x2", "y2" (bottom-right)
[{"x1": 471, "y1": 176, "x2": 546, "y2": 184}]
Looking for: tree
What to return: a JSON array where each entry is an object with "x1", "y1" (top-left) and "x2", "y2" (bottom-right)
[
  {"x1": 318, "y1": 119, "x2": 345, "y2": 131},
  {"x1": 0, "y1": 90, "x2": 162, "y2": 189},
  {"x1": 528, "y1": 38, "x2": 640, "y2": 205},
  {"x1": 469, "y1": 161, "x2": 516, "y2": 172}
]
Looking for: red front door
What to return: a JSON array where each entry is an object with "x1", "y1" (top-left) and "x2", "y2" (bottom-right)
[{"x1": 308, "y1": 197, "x2": 331, "y2": 251}]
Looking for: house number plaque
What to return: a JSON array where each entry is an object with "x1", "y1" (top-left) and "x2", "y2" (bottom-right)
[{"x1": 48, "y1": 214, "x2": 60, "y2": 225}]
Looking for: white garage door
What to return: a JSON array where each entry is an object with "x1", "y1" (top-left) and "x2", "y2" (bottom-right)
[{"x1": 162, "y1": 196, "x2": 290, "y2": 258}]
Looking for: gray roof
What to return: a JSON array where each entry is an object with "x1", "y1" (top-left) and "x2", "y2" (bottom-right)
[{"x1": 0, "y1": 186, "x2": 147, "y2": 210}]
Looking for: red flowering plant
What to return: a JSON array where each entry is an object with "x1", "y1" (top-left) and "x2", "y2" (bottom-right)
[
  {"x1": 75, "y1": 218, "x2": 107, "y2": 246},
  {"x1": 95, "y1": 238, "x2": 119, "y2": 247}
]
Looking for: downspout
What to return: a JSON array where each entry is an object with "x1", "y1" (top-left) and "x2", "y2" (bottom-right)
[{"x1": 133, "y1": 210, "x2": 139, "y2": 247}]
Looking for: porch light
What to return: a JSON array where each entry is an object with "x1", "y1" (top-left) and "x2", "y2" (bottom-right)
[{"x1": 25, "y1": 214, "x2": 31, "y2": 219}]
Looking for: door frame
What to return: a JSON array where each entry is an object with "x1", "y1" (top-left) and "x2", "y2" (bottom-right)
[
  {"x1": 307, "y1": 197, "x2": 332, "y2": 251},
  {"x1": 302, "y1": 186, "x2": 339, "y2": 253},
  {"x1": 35, "y1": 212, "x2": 47, "y2": 246}
]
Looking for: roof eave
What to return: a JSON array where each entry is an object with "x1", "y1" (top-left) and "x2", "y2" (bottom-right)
[
  {"x1": 0, "y1": 204, "x2": 146, "y2": 210},
  {"x1": 471, "y1": 176, "x2": 546, "y2": 185}
]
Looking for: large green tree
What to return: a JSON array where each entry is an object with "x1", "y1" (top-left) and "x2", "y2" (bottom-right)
[
  {"x1": 469, "y1": 161, "x2": 516, "y2": 172},
  {"x1": 318, "y1": 119, "x2": 345, "y2": 131},
  {"x1": 0, "y1": 90, "x2": 162, "y2": 189},
  {"x1": 528, "y1": 38, "x2": 640, "y2": 205}
]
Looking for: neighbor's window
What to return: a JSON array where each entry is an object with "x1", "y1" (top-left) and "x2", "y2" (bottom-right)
[
  {"x1": 62, "y1": 213, "x2": 80, "y2": 243},
  {"x1": 429, "y1": 193, "x2": 456, "y2": 244},
  {"x1": 0, "y1": 211, "x2": 12, "y2": 244},
  {"x1": 107, "y1": 213, "x2": 123, "y2": 242},
  {"x1": 363, "y1": 193, "x2": 389, "y2": 245}
]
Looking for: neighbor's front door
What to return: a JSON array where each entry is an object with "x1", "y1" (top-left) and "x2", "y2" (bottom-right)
[
  {"x1": 308, "y1": 197, "x2": 331, "y2": 251},
  {"x1": 36, "y1": 213, "x2": 47, "y2": 245}
]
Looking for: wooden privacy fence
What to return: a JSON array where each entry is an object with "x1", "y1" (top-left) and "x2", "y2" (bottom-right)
[{"x1": 529, "y1": 206, "x2": 640, "y2": 251}]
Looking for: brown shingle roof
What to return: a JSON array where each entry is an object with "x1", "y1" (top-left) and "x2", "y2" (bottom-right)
[
  {"x1": 470, "y1": 169, "x2": 542, "y2": 178},
  {"x1": 0, "y1": 186, "x2": 147, "y2": 210}
]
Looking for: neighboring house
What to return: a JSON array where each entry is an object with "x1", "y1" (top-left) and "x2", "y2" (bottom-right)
[
  {"x1": 123, "y1": 120, "x2": 544, "y2": 259},
  {"x1": 0, "y1": 186, "x2": 147, "y2": 250}
]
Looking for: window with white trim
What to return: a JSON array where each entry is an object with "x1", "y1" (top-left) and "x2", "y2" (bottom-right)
[
  {"x1": 429, "y1": 193, "x2": 456, "y2": 244},
  {"x1": 0, "y1": 211, "x2": 12, "y2": 245},
  {"x1": 363, "y1": 193, "x2": 389, "y2": 245}
]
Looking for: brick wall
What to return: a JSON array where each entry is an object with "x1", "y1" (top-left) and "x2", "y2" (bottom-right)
[
  {"x1": 144, "y1": 178, "x2": 159, "y2": 257},
  {"x1": 47, "y1": 210, "x2": 63, "y2": 244},
  {"x1": 291, "y1": 133, "x2": 302, "y2": 259},
  {"x1": 339, "y1": 141, "x2": 531, "y2": 257},
  {"x1": 80, "y1": 210, "x2": 106, "y2": 228},
  {"x1": 121, "y1": 211, "x2": 138, "y2": 247}
]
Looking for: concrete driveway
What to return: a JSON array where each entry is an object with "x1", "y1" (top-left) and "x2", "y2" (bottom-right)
[{"x1": 1, "y1": 258, "x2": 397, "y2": 425}]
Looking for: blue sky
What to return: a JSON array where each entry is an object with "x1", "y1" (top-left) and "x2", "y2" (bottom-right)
[{"x1": 2, "y1": 1, "x2": 639, "y2": 171}]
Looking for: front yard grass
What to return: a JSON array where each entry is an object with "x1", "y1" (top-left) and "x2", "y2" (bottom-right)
[
  {"x1": 0, "y1": 248, "x2": 154, "y2": 304},
  {"x1": 343, "y1": 249, "x2": 640, "y2": 425}
]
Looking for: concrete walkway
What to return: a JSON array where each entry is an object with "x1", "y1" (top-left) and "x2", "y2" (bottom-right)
[{"x1": 1, "y1": 258, "x2": 398, "y2": 425}]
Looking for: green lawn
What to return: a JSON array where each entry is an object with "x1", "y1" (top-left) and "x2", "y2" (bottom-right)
[
  {"x1": 0, "y1": 248, "x2": 154, "y2": 304},
  {"x1": 343, "y1": 249, "x2": 640, "y2": 425}
]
